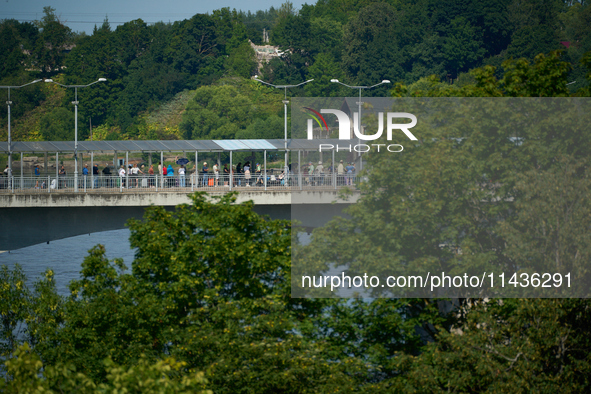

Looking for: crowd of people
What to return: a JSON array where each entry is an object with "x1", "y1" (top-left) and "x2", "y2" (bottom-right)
[{"x1": 2, "y1": 158, "x2": 358, "y2": 190}]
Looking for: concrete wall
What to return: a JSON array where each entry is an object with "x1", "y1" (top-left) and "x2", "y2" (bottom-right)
[{"x1": 0, "y1": 190, "x2": 357, "y2": 208}]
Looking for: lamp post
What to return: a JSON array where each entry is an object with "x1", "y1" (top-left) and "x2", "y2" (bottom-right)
[
  {"x1": 45, "y1": 78, "x2": 106, "y2": 192},
  {"x1": 1, "y1": 79, "x2": 42, "y2": 187},
  {"x1": 254, "y1": 76, "x2": 314, "y2": 174},
  {"x1": 330, "y1": 79, "x2": 390, "y2": 170}
]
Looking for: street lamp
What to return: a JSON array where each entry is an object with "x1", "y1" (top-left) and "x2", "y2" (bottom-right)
[
  {"x1": 254, "y1": 76, "x2": 314, "y2": 173},
  {"x1": 330, "y1": 79, "x2": 390, "y2": 170},
  {"x1": 1, "y1": 79, "x2": 43, "y2": 186},
  {"x1": 45, "y1": 78, "x2": 106, "y2": 192}
]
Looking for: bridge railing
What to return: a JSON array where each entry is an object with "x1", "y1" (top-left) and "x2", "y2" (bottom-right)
[{"x1": 0, "y1": 173, "x2": 361, "y2": 193}]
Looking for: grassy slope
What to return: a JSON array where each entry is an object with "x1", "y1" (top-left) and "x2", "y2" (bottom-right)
[{"x1": 0, "y1": 87, "x2": 65, "y2": 142}]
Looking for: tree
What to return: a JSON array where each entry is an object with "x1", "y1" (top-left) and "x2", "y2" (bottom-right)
[
  {"x1": 390, "y1": 299, "x2": 591, "y2": 392},
  {"x1": 441, "y1": 16, "x2": 486, "y2": 76},
  {"x1": 180, "y1": 79, "x2": 282, "y2": 140},
  {"x1": 342, "y1": 2, "x2": 404, "y2": 86},
  {"x1": 505, "y1": 0, "x2": 564, "y2": 61},
  {"x1": 225, "y1": 41, "x2": 257, "y2": 78},
  {"x1": 38, "y1": 107, "x2": 73, "y2": 141},
  {"x1": 236, "y1": 115, "x2": 284, "y2": 139},
  {"x1": 164, "y1": 14, "x2": 224, "y2": 84},
  {"x1": 33, "y1": 6, "x2": 73, "y2": 75},
  {"x1": 0, "y1": 21, "x2": 29, "y2": 78},
  {"x1": 0, "y1": 265, "x2": 30, "y2": 361},
  {"x1": 0, "y1": 343, "x2": 211, "y2": 393}
]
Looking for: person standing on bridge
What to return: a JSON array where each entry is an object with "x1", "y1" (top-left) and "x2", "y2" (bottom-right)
[
  {"x1": 102, "y1": 164, "x2": 112, "y2": 188},
  {"x1": 118, "y1": 165, "x2": 126, "y2": 188},
  {"x1": 140, "y1": 164, "x2": 146, "y2": 187},
  {"x1": 130, "y1": 164, "x2": 139, "y2": 188},
  {"x1": 93, "y1": 164, "x2": 99, "y2": 188},
  {"x1": 345, "y1": 162, "x2": 355, "y2": 185},
  {"x1": 316, "y1": 161, "x2": 324, "y2": 186},
  {"x1": 82, "y1": 164, "x2": 89, "y2": 189},
  {"x1": 179, "y1": 165, "x2": 186, "y2": 187},
  {"x1": 236, "y1": 162, "x2": 242, "y2": 187},
  {"x1": 167, "y1": 164, "x2": 174, "y2": 188},
  {"x1": 201, "y1": 162, "x2": 209, "y2": 187},
  {"x1": 34, "y1": 165, "x2": 40, "y2": 189},
  {"x1": 59, "y1": 165, "x2": 67, "y2": 189},
  {"x1": 148, "y1": 164, "x2": 155, "y2": 187},
  {"x1": 255, "y1": 163, "x2": 262, "y2": 186},
  {"x1": 223, "y1": 164, "x2": 229, "y2": 186},
  {"x1": 243, "y1": 162, "x2": 251, "y2": 187},
  {"x1": 213, "y1": 163, "x2": 219, "y2": 187}
]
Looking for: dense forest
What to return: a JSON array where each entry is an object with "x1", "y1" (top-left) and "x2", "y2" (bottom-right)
[
  {"x1": 2, "y1": 0, "x2": 591, "y2": 392},
  {"x1": 0, "y1": 0, "x2": 590, "y2": 144}
]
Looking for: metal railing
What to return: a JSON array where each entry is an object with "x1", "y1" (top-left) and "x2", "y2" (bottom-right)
[{"x1": 0, "y1": 173, "x2": 360, "y2": 194}]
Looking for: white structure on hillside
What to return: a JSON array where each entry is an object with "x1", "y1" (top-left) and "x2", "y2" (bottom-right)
[{"x1": 249, "y1": 40, "x2": 283, "y2": 74}]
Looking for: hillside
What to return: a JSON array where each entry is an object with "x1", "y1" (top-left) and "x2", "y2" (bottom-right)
[{"x1": 0, "y1": 0, "x2": 590, "y2": 144}]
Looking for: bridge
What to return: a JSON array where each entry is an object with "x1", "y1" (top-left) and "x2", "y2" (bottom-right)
[
  {"x1": 0, "y1": 138, "x2": 363, "y2": 251},
  {"x1": 0, "y1": 186, "x2": 360, "y2": 251}
]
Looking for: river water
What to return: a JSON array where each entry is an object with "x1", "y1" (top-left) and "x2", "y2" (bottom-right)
[
  {"x1": 0, "y1": 229, "x2": 135, "y2": 296},
  {"x1": 0, "y1": 230, "x2": 363, "y2": 298}
]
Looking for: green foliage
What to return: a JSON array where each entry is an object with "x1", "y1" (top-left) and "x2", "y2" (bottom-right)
[
  {"x1": 0, "y1": 21, "x2": 32, "y2": 78},
  {"x1": 3, "y1": 1, "x2": 591, "y2": 141},
  {"x1": 0, "y1": 343, "x2": 211, "y2": 393},
  {"x1": 0, "y1": 266, "x2": 63, "y2": 376},
  {"x1": 0, "y1": 265, "x2": 30, "y2": 358},
  {"x1": 396, "y1": 50, "x2": 575, "y2": 98},
  {"x1": 225, "y1": 41, "x2": 258, "y2": 78},
  {"x1": 499, "y1": 157, "x2": 591, "y2": 282},
  {"x1": 38, "y1": 107, "x2": 73, "y2": 141},
  {"x1": 32, "y1": 7, "x2": 74, "y2": 76},
  {"x1": 504, "y1": 0, "x2": 563, "y2": 60},
  {"x1": 180, "y1": 79, "x2": 283, "y2": 140},
  {"x1": 240, "y1": 8, "x2": 280, "y2": 45},
  {"x1": 128, "y1": 192, "x2": 291, "y2": 304},
  {"x1": 442, "y1": 16, "x2": 487, "y2": 73},
  {"x1": 237, "y1": 115, "x2": 284, "y2": 139},
  {"x1": 271, "y1": 13, "x2": 310, "y2": 51},
  {"x1": 342, "y1": 2, "x2": 404, "y2": 86},
  {"x1": 501, "y1": 51, "x2": 572, "y2": 97},
  {"x1": 391, "y1": 299, "x2": 591, "y2": 393},
  {"x1": 304, "y1": 53, "x2": 345, "y2": 97}
]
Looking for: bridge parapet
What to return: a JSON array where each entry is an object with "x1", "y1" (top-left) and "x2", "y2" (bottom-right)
[{"x1": 0, "y1": 190, "x2": 359, "y2": 209}]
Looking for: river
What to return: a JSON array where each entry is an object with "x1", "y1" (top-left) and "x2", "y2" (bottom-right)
[{"x1": 0, "y1": 229, "x2": 135, "y2": 296}]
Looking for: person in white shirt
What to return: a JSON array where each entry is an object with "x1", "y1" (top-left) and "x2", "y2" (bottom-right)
[
  {"x1": 243, "y1": 162, "x2": 251, "y2": 186},
  {"x1": 337, "y1": 160, "x2": 344, "y2": 185},
  {"x1": 316, "y1": 161, "x2": 324, "y2": 186},
  {"x1": 131, "y1": 164, "x2": 140, "y2": 187},
  {"x1": 178, "y1": 165, "x2": 186, "y2": 187},
  {"x1": 213, "y1": 163, "x2": 219, "y2": 186},
  {"x1": 118, "y1": 165, "x2": 126, "y2": 188}
]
